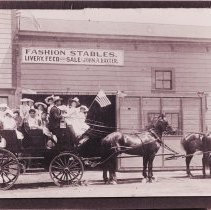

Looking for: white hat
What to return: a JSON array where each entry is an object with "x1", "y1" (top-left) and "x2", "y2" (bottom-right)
[
  {"x1": 5, "y1": 109, "x2": 15, "y2": 117},
  {"x1": 20, "y1": 98, "x2": 29, "y2": 102},
  {"x1": 80, "y1": 105, "x2": 89, "y2": 112},
  {"x1": 28, "y1": 99, "x2": 34, "y2": 103},
  {"x1": 0, "y1": 103, "x2": 8, "y2": 108},
  {"x1": 45, "y1": 95, "x2": 54, "y2": 104},
  {"x1": 53, "y1": 96, "x2": 63, "y2": 102},
  {"x1": 70, "y1": 97, "x2": 80, "y2": 106},
  {"x1": 58, "y1": 105, "x2": 67, "y2": 112},
  {"x1": 35, "y1": 102, "x2": 47, "y2": 109}
]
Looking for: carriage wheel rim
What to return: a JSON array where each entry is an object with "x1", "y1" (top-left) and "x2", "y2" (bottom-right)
[
  {"x1": 0, "y1": 149, "x2": 20, "y2": 190},
  {"x1": 49, "y1": 153, "x2": 84, "y2": 187}
]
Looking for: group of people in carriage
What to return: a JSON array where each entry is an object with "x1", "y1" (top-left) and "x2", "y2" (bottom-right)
[{"x1": 0, "y1": 95, "x2": 91, "y2": 149}]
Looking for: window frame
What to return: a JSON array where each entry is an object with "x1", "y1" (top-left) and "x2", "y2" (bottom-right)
[
  {"x1": 147, "y1": 111, "x2": 182, "y2": 136},
  {"x1": 0, "y1": 96, "x2": 8, "y2": 105},
  {"x1": 151, "y1": 68, "x2": 175, "y2": 92}
]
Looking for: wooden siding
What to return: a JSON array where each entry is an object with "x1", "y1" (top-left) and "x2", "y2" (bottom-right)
[
  {"x1": 119, "y1": 97, "x2": 140, "y2": 133},
  {"x1": 20, "y1": 40, "x2": 211, "y2": 94},
  {"x1": 0, "y1": 11, "x2": 12, "y2": 89},
  {"x1": 19, "y1": 37, "x2": 211, "y2": 132}
]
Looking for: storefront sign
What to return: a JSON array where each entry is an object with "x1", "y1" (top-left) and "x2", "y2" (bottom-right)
[{"x1": 22, "y1": 47, "x2": 124, "y2": 66}]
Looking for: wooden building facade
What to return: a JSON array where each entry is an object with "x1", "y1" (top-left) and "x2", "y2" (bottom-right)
[
  {"x1": 0, "y1": 10, "x2": 17, "y2": 107},
  {"x1": 13, "y1": 17, "x2": 211, "y2": 170}
]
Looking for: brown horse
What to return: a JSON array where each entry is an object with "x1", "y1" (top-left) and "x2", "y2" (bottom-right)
[
  {"x1": 101, "y1": 114, "x2": 173, "y2": 184},
  {"x1": 181, "y1": 132, "x2": 211, "y2": 177}
]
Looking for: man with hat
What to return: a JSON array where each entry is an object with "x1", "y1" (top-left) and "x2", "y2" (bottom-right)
[
  {"x1": 45, "y1": 95, "x2": 54, "y2": 114},
  {"x1": 48, "y1": 96, "x2": 63, "y2": 132}
]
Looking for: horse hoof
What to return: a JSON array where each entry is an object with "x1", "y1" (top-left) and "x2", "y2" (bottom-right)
[
  {"x1": 109, "y1": 180, "x2": 118, "y2": 185},
  {"x1": 142, "y1": 178, "x2": 148, "y2": 183},
  {"x1": 152, "y1": 177, "x2": 158, "y2": 182},
  {"x1": 187, "y1": 174, "x2": 193, "y2": 178}
]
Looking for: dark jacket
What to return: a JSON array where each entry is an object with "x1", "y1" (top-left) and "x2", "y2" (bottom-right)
[{"x1": 48, "y1": 105, "x2": 62, "y2": 131}]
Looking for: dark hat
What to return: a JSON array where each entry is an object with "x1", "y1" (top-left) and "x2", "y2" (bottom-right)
[{"x1": 29, "y1": 108, "x2": 36, "y2": 113}]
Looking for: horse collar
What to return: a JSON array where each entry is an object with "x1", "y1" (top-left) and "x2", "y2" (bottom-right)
[{"x1": 149, "y1": 129, "x2": 162, "y2": 143}]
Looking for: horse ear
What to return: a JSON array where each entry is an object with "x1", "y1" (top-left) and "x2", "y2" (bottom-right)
[{"x1": 158, "y1": 113, "x2": 165, "y2": 119}]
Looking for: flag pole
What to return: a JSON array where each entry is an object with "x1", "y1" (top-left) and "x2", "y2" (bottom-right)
[{"x1": 88, "y1": 95, "x2": 97, "y2": 110}]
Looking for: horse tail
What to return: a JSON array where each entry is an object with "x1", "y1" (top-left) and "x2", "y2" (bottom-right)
[{"x1": 202, "y1": 135, "x2": 211, "y2": 169}]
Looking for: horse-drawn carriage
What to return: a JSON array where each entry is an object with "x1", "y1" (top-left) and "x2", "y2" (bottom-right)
[
  {"x1": 0, "y1": 113, "x2": 207, "y2": 191},
  {"x1": 0, "y1": 127, "x2": 86, "y2": 190}
]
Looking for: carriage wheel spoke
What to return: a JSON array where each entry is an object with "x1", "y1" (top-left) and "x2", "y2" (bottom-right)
[
  {"x1": 3, "y1": 169, "x2": 18, "y2": 177},
  {"x1": 69, "y1": 171, "x2": 79, "y2": 178},
  {"x1": 3, "y1": 166, "x2": 19, "y2": 171},
  {"x1": 52, "y1": 171, "x2": 63, "y2": 180},
  {"x1": 68, "y1": 161, "x2": 79, "y2": 168},
  {"x1": 63, "y1": 156, "x2": 68, "y2": 165},
  {"x1": 53, "y1": 160, "x2": 64, "y2": 168},
  {"x1": 59, "y1": 173, "x2": 65, "y2": 182},
  {"x1": 69, "y1": 167, "x2": 81, "y2": 171},
  {"x1": 2, "y1": 159, "x2": 18, "y2": 167},
  {"x1": 57, "y1": 157, "x2": 65, "y2": 167},
  {"x1": 2, "y1": 172, "x2": 14, "y2": 183},
  {"x1": 51, "y1": 165, "x2": 63, "y2": 171}
]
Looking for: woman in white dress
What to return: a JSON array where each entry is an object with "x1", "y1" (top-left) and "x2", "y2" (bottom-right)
[
  {"x1": 19, "y1": 98, "x2": 30, "y2": 119},
  {"x1": 2, "y1": 110, "x2": 24, "y2": 140},
  {"x1": 0, "y1": 103, "x2": 8, "y2": 121},
  {"x1": 35, "y1": 102, "x2": 47, "y2": 121},
  {"x1": 72, "y1": 105, "x2": 90, "y2": 138},
  {"x1": 65, "y1": 97, "x2": 80, "y2": 127}
]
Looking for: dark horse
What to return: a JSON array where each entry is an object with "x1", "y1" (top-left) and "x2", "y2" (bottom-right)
[
  {"x1": 100, "y1": 114, "x2": 173, "y2": 184},
  {"x1": 181, "y1": 132, "x2": 211, "y2": 177}
]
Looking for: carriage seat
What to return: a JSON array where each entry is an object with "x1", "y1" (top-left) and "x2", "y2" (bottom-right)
[
  {"x1": 24, "y1": 129, "x2": 46, "y2": 149},
  {"x1": 0, "y1": 130, "x2": 20, "y2": 152}
]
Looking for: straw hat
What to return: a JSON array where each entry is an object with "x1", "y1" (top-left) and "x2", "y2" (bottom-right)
[
  {"x1": 45, "y1": 95, "x2": 54, "y2": 104},
  {"x1": 80, "y1": 105, "x2": 89, "y2": 112},
  {"x1": 28, "y1": 99, "x2": 34, "y2": 103},
  {"x1": 53, "y1": 96, "x2": 63, "y2": 103},
  {"x1": 35, "y1": 102, "x2": 47, "y2": 109},
  {"x1": 20, "y1": 98, "x2": 30, "y2": 103},
  {"x1": 70, "y1": 97, "x2": 80, "y2": 106},
  {"x1": 5, "y1": 109, "x2": 15, "y2": 117},
  {"x1": 58, "y1": 105, "x2": 67, "y2": 112}
]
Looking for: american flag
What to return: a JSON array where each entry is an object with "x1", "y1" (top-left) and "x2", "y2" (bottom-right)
[{"x1": 95, "y1": 90, "x2": 111, "y2": 107}]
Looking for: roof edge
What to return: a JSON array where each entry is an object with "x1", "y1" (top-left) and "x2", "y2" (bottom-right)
[{"x1": 17, "y1": 30, "x2": 211, "y2": 44}]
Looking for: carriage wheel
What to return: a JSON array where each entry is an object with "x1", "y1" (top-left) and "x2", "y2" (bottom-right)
[
  {"x1": 0, "y1": 149, "x2": 20, "y2": 190},
  {"x1": 49, "y1": 153, "x2": 84, "y2": 187}
]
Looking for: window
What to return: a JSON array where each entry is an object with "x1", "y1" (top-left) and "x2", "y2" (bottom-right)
[
  {"x1": 147, "y1": 112, "x2": 181, "y2": 135},
  {"x1": 0, "y1": 97, "x2": 8, "y2": 105},
  {"x1": 152, "y1": 68, "x2": 175, "y2": 91},
  {"x1": 155, "y1": 70, "x2": 172, "y2": 89}
]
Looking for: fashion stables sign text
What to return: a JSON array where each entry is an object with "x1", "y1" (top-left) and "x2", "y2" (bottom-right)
[{"x1": 22, "y1": 47, "x2": 124, "y2": 66}]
